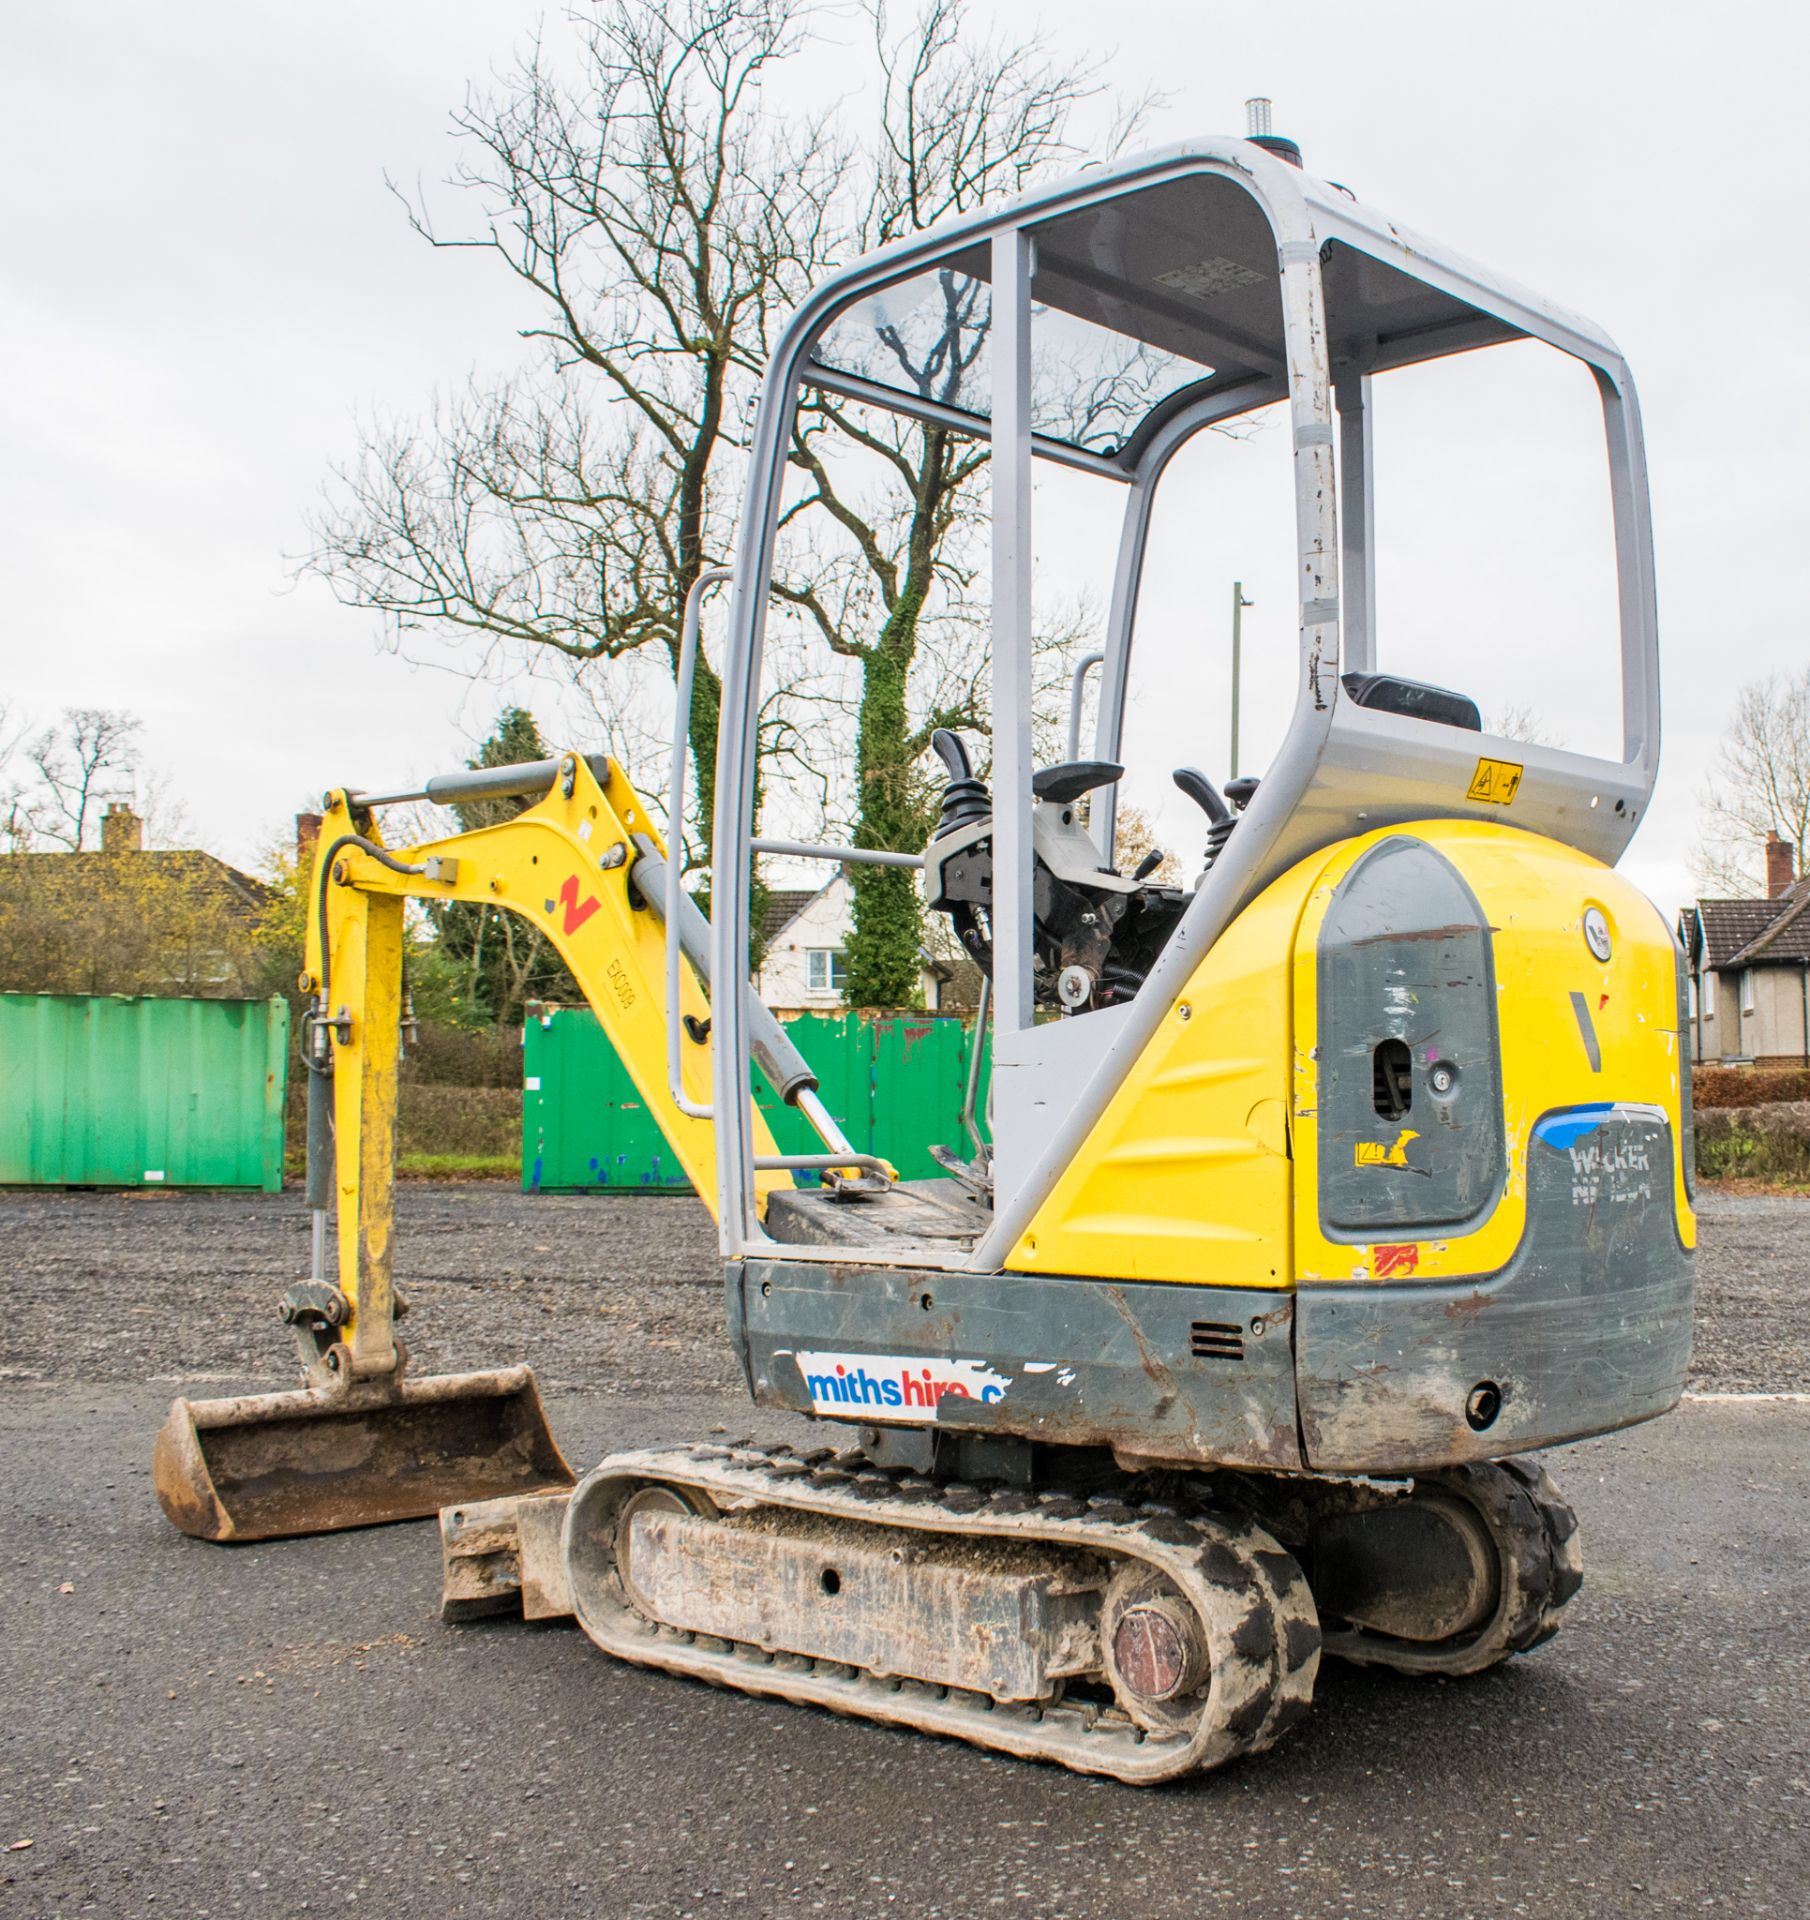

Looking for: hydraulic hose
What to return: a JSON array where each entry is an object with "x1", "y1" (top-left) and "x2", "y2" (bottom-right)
[{"x1": 309, "y1": 830, "x2": 430, "y2": 1017}]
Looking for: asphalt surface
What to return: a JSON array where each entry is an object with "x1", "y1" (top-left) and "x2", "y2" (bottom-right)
[{"x1": 2, "y1": 1186, "x2": 1807, "y2": 1918}]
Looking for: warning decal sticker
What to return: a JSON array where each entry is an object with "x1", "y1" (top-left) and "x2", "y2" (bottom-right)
[{"x1": 1466, "y1": 757, "x2": 1525, "y2": 805}]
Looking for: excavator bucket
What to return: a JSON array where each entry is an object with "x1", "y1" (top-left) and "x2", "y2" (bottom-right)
[{"x1": 152, "y1": 1365, "x2": 573, "y2": 1544}]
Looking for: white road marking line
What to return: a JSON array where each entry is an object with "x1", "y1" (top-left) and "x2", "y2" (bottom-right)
[{"x1": 1682, "y1": 1391, "x2": 1810, "y2": 1403}]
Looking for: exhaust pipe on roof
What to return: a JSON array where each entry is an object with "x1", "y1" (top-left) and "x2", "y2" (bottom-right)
[{"x1": 1245, "y1": 96, "x2": 1303, "y2": 168}]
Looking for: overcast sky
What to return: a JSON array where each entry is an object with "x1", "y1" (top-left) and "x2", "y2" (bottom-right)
[{"x1": 5, "y1": 0, "x2": 1805, "y2": 916}]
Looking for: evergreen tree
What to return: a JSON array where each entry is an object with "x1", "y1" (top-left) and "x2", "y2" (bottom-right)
[{"x1": 429, "y1": 707, "x2": 582, "y2": 1025}]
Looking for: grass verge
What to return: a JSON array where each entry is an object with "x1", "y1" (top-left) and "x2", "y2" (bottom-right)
[
  {"x1": 398, "y1": 1153, "x2": 521, "y2": 1182},
  {"x1": 1699, "y1": 1174, "x2": 1810, "y2": 1198}
]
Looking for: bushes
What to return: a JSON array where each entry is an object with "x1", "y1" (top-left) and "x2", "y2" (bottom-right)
[
  {"x1": 284, "y1": 1018, "x2": 524, "y2": 1180},
  {"x1": 1693, "y1": 1066, "x2": 1810, "y2": 1109},
  {"x1": 397, "y1": 1022, "x2": 523, "y2": 1174},
  {"x1": 397, "y1": 1085, "x2": 522, "y2": 1160},
  {"x1": 1683, "y1": 1069, "x2": 1810, "y2": 1182},
  {"x1": 1694, "y1": 1101, "x2": 1810, "y2": 1181},
  {"x1": 401, "y1": 1021, "x2": 522, "y2": 1088}
]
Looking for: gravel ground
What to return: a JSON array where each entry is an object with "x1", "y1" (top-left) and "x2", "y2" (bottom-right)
[
  {"x1": 2, "y1": 1387, "x2": 1806, "y2": 1919},
  {"x1": 1685, "y1": 1189, "x2": 1810, "y2": 1391},
  {"x1": 0, "y1": 1184, "x2": 734, "y2": 1399},
  {"x1": 0, "y1": 1181, "x2": 1802, "y2": 1395}
]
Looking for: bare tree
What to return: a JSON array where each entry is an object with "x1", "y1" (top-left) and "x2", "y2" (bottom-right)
[
  {"x1": 24, "y1": 708, "x2": 142, "y2": 850},
  {"x1": 0, "y1": 702, "x2": 31, "y2": 851},
  {"x1": 1482, "y1": 702, "x2": 1561, "y2": 748},
  {"x1": 1110, "y1": 803, "x2": 1181, "y2": 886},
  {"x1": 133, "y1": 766, "x2": 194, "y2": 852},
  {"x1": 1695, "y1": 665, "x2": 1810, "y2": 896},
  {"x1": 303, "y1": 0, "x2": 1142, "y2": 1005},
  {"x1": 768, "y1": 0, "x2": 1146, "y2": 999}
]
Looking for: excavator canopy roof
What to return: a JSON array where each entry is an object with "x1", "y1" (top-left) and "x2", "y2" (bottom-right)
[{"x1": 808, "y1": 164, "x2": 1528, "y2": 460}]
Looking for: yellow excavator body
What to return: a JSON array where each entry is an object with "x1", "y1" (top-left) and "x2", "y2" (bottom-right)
[{"x1": 1013, "y1": 818, "x2": 1693, "y2": 1288}]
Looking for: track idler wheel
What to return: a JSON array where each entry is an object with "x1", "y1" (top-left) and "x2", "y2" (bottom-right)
[
  {"x1": 612, "y1": 1483, "x2": 716, "y2": 1615},
  {"x1": 1314, "y1": 1458, "x2": 1583, "y2": 1677},
  {"x1": 1100, "y1": 1566, "x2": 1214, "y2": 1735}
]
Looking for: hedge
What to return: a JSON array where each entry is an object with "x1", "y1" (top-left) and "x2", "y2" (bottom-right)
[
  {"x1": 283, "y1": 1080, "x2": 522, "y2": 1177},
  {"x1": 1692, "y1": 1067, "x2": 1810, "y2": 1109},
  {"x1": 1693, "y1": 1101, "x2": 1810, "y2": 1180}
]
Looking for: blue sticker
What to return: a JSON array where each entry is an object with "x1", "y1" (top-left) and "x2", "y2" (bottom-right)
[{"x1": 1533, "y1": 1104, "x2": 1616, "y2": 1151}]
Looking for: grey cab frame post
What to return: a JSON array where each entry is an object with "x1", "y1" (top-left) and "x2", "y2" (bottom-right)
[{"x1": 709, "y1": 136, "x2": 1660, "y2": 1274}]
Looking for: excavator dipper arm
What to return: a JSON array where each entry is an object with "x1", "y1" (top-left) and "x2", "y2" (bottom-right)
[{"x1": 153, "y1": 753, "x2": 818, "y2": 1544}]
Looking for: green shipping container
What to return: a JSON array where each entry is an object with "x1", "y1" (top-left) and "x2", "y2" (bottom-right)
[
  {"x1": 523, "y1": 1008, "x2": 990, "y2": 1194},
  {"x1": 0, "y1": 993, "x2": 290, "y2": 1190}
]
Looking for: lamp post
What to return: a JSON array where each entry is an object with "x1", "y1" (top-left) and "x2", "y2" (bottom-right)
[{"x1": 1230, "y1": 581, "x2": 1254, "y2": 777}]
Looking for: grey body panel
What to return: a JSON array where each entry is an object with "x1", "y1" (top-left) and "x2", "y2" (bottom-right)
[
  {"x1": 1295, "y1": 1106, "x2": 1692, "y2": 1472},
  {"x1": 1316, "y1": 836, "x2": 1506, "y2": 1238},
  {"x1": 733, "y1": 1108, "x2": 1690, "y2": 1481},
  {"x1": 728, "y1": 1260, "x2": 1302, "y2": 1471}
]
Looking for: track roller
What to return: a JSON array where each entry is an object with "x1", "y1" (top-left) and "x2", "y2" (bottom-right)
[{"x1": 1305, "y1": 1458, "x2": 1584, "y2": 1677}]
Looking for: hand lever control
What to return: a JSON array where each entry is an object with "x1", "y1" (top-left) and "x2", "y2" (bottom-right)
[
  {"x1": 929, "y1": 728, "x2": 990, "y2": 835},
  {"x1": 1172, "y1": 766, "x2": 1231, "y2": 823},
  {"x1": 931, "y1": 728, "x2": 974, "y2": 783}
]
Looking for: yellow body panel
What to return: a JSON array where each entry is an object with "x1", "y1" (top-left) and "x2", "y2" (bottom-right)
[
  {"x1": 1011, "y1": 819, "x2": 1693, "y2": 1289},
  {"x1": 1007, "y1": 856, "x2": 1318, "y2": 1288}
]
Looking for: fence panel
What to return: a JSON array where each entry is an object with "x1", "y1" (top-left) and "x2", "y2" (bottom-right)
[
  {"x1": 523, "y1": 1006, "x2": 990, "y2": 1194},
  {"x1": 869, "y1": 1014, "x2": 979, "y2": 1179},
  {"x1": 0, "y1": 992, "x2": 289, "y2": 1190},
  {"x1": 523, "y1": 1004, "x2": 690, "y2": 1192},
  {"x1": 753, "y1": 1013, "x2": 873, "y2": 1169}
]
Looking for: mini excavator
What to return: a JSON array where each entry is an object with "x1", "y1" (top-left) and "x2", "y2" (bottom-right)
[{"x1": 156, "y1": 116, "x2": 1693, "y2": 1784}]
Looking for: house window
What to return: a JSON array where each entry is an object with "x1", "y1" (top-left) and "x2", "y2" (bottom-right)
[
  {"x1": 1742, "y1": 970, "x2": 1756, "y2": 1016},
  {"x1": 1702, "y1": 970, "x2": 1713, "y2": 1019},
  {"x1": 807, "y1": 948, "x2": 848, "y2": 994}
]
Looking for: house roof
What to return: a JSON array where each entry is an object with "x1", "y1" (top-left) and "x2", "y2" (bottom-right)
[
  {"x1": 2, "y1": 847, "x2": 269, "y2": 915},
  {"x1": 759, "y1": 886, "x2": 824, "y2": 947},
  {"x1": 1688, "y1": 878, "x2": 1810, "y2": 969},
  {"x1": 1729, "y1": 877, "x2": 1810, "y2": 965}
]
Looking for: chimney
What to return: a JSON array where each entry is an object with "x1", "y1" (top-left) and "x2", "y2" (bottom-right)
[
  {"x1": 101, "y1": 803, "x2": 143, "y2": 854},
  {"x1": 1765, "y1": 831, "x2": 1795, "y2": 899},
  {"x1": 296, "y1": 811, "x2": 323, "y2": 872}
]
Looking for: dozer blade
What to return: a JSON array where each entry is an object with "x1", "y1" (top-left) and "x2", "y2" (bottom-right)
[{"x1": 152, "y1": 1365, "x2": 574, "y2": 1543}]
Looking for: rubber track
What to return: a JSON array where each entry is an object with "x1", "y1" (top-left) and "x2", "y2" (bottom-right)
[
  {"x1": 563, "y1": 1441, "x2": 1321, "y2": 1785},
  {"x1": 1319, "y1": 1457, "x2": 1585, "y2": 1677}
]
